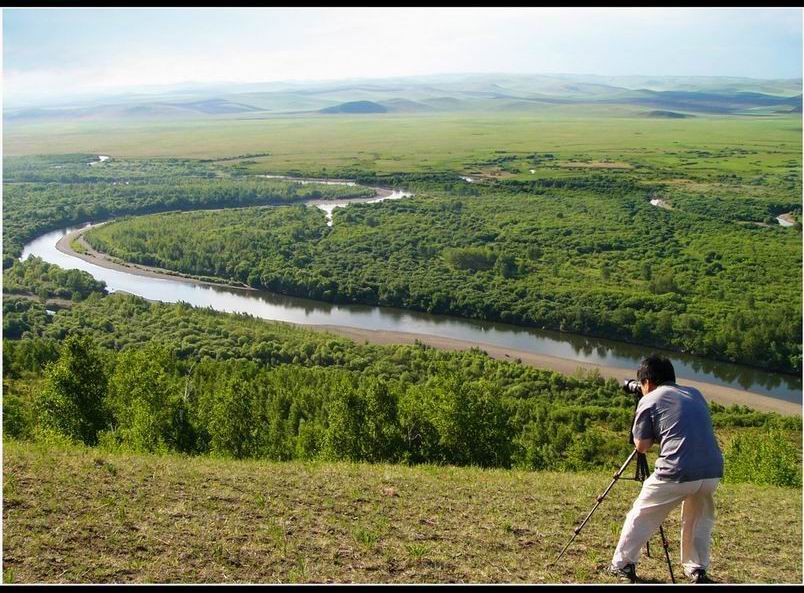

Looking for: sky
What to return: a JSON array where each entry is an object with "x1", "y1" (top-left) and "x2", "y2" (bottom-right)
[{"x1": 3, "y1": 7, "x2": 802, "y2": 107}]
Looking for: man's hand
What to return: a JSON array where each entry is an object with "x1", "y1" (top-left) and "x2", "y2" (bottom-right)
[{"x1": 634, "y1": 438, "x2": 653, "y2": 453}]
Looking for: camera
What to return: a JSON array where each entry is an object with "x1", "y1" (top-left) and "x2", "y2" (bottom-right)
[{"x1": 622, "y1": 379, "x2": 643, "y2": 397}]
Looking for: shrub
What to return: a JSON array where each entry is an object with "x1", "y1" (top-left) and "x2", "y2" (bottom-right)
[{"x1": 724, "y1": 429, "x2": 802, "y2": 488}]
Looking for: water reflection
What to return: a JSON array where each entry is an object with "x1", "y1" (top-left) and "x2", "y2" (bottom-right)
[{"x1": 20, "y1": 225, "x2": 802, "y2": 405}]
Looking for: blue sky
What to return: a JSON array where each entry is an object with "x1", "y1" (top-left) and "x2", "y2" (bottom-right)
[{"x1": 3, "y1": 8, "x2": 802, "y2": 106}]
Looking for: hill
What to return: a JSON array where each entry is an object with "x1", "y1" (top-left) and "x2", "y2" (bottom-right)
[
  {"x1": 5, "y1": 74, "x2": 801, "y2": 123},
  {"x1": 4, "y1": 98, "x2": 262, "y2": 122},
  {"x1": 320, "y1": 101, "x2": 389, "y2": 114},
  {"x1": 2, "y1": 441, "x2": 801, "y2": 584},
  {"x1": 642, "y1": 110, "x2": 694, "y2": 119}
]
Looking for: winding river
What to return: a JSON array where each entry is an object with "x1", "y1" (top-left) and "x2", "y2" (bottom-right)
[{"x1": 19, "y1": 177, "x2": 802, "y2": 408}]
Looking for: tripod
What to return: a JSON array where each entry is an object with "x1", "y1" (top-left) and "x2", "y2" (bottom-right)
[{"x1": 553, "y1": 407, "x2": 676, "y2": 582}]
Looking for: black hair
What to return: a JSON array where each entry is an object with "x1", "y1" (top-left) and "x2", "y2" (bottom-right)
[{"x1": 637, "y1": 354, "x2": 676, "y2": 386}]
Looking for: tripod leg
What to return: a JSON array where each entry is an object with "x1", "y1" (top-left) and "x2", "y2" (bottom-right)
[
  {"x1": 553, "y1": 449, "x2": 639, "y2": 565},
  {"x1": 657, "y1": 524, "x2": 676, "y2": 584},
  {"x1": 636, "y1": 454, "x2": 651, "y2": 558}
]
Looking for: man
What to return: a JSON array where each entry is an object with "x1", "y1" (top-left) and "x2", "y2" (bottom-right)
[{"x1": 608, "y1": 354, "x2": 724, "y2": 584}]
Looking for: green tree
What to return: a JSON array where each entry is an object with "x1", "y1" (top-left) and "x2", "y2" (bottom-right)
[
  {"x1": 105, "y1": 344, "x2": 184, "y2": 453},
  {"x1": 208, "y1": 373, "x2": 255, "y2": 459},
  {"x1": 35, "y1": 334, "x2": 109, "y2": 445}
]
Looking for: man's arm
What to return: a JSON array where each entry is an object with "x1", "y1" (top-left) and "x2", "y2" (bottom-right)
[
  {"x1": 632, "y1": 398, "x2": 655, "y2": 453},
  {"x1": 634, "y1": 437, "x2": 653, "y2": 453}
]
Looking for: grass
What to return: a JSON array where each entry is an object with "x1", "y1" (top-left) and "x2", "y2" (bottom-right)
[
  {"x1": 69, "y1": 238, "x2": 87, "y2": 255},
  {"x1": 4, "y1": 112, "x2": 800, "y2": 185},
  {"x1": 3, "y1": 440, "x2": 801, "y2": 584}
]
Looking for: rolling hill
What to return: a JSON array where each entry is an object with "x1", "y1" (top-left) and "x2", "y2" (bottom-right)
[{"x1": 4, "y1": 73, "x2": 801, "y2": 123}]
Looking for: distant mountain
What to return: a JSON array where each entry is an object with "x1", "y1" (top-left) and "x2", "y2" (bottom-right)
[
  {"x1": 621, "y1": 90, "x2": 803, "y2": 114},
  {"x1": 5, "y1": 73, "x2": 802, "y2": 123},
  {"x1": 174, "y1": 99, "x2": 261, "y2": 114},
  {"x1": 320, "y1": 101, "x2": 388, "y2": 114},
  {"x1": 642, "y1": 110, "x2": 694, "y2": 119},
  {"x1": 5, "y1": 98, "x2": 261, "y2": 122},
  {"x1": 379, "y1": 98, "x2": 432, "y2": 113}
]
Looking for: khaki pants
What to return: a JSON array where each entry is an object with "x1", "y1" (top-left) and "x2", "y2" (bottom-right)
[{"x1": 611, "y1": 473, "x2": 720, "y2": 576}]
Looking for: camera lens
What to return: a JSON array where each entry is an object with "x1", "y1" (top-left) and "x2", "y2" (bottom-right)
[{"x1": 622, "y1": 379, "x2": 642, "y2": 396}]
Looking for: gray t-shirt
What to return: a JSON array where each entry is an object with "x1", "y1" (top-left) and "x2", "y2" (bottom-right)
[{"x1": 632, "y1": 383, "x2": 724, "y2": 482}]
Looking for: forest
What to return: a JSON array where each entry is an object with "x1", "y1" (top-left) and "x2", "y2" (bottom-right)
[
  {"x1": 2, "y1": 154, "x2": 372, "y2": 267},
  {"x1": 83, "y1": 178, "x2": 802, "y2": 374},
  {"x1": 2, "y1": 262, "x2": 801, "y2": 487}
]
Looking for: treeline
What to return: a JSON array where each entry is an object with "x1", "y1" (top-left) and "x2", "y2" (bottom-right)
[
  {"x1": 3, "y1": 155, "x2": 373, "y2": 266},
  {"x1": 4, "y1": 257, "x2": 107, "y2": 302},
  {"x1": 84, "y1": 185, "x2": 802, "y2": 373},
  {"x1": 3, "y1": 154, "x2": 218, "y2": 184},
  {"x1": 2, "y1": 275, "x2": 801, "y2": 484},
  {"x1": 5, "y1": 330, "x2": 800, "y2": 487},
  {"x1": 3, "y1": 287, "x2": 797, "y2": 434}
]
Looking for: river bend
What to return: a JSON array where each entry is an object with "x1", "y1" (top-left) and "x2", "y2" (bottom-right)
[{"x1": 19, "y1": 179, "x2": 802, "y2": 407}]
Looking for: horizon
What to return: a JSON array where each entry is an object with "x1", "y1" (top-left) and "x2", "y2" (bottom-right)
[
  {"x1": 4, "y1": 71, "x2": 803, "y2": 113},
  {"x1": 4, "y1": 8, "x2": 802, "y2": 108}
]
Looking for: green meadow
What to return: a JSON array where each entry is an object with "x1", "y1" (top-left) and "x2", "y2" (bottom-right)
[{"x1": 5, "y1": 111, "x2": 801, "y2": 187}]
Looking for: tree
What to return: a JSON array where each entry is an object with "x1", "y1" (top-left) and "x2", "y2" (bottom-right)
[
  {"x1": 495, "y1": 253, "x2": 518, "y2": 278},
  {"x1": 105, "y1": 344, "x2": 184, "y2": 453},
  {"x1": 208, "y1": 373, "x2": 256, "y2": 459},
  {"x1": 35, "y1": 334, "x2": 109, "y2": 445}
]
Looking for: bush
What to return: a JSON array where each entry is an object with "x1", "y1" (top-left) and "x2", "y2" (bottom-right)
[
  {"x1": 2, "y1": 392, "x2": 33, "y2": 440},
  {"x1": 724, "y1": 429, "x2": 802, "y2": 487}
]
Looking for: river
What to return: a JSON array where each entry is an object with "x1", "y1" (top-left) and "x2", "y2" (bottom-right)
[{"x1": 18, "y1": 180, "x2": 802, "y2": 407}]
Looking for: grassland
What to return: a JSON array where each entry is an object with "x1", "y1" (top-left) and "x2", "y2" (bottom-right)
[
  {"x1": 3, "y1": 440, "x2": 801, "y2": 584},
  {"x1": 4, "y1": 112, "x2": 800, "y2": 184}
]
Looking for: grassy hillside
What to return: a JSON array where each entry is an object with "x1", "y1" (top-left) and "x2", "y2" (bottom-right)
[{"x1": 3, "y1": 441, "x2": 801, "y2": 584}]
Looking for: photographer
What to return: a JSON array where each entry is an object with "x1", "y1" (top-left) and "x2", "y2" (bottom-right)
[{"x1": 608, "y1": 354, "x2": 724, "y2": 584}]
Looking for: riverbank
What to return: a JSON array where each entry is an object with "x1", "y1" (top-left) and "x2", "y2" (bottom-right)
[
  {"x1": 56, "y1": 226, "x2": 257, "y2": 292},
  {"x1": 312, "y1": 325, "x2": 801, "y2": 416},
  {"x1": 54, "y1": 227, "x2": 801, "y2": 416}
]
